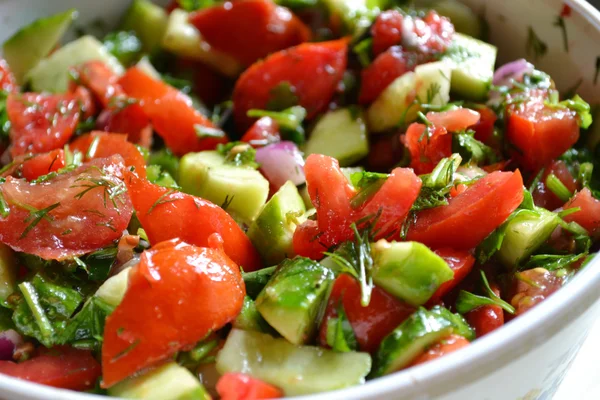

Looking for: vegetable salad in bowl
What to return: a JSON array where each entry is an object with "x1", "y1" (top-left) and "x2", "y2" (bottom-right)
[{"x1": 0, "y1": 0, "x2": 597, "y2": 398}]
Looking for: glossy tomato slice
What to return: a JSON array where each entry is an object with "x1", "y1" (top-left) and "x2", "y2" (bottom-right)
[
  {"x1": 318, "y1": 274, "x2": 415, "y2": 353},
  {"x1": 408, "y1": 335, "x2": 469, "y2": 366},
  {"x1": 124, "y1": 170, "x2": 262, "y2": 271},
  {"x1": 471, "y1": 106, "x2": 497, "y2": 144},
  {"x1": 532, "y1": 160, "x2": 577, "y2": 211},
  {"x1": 216, "y1": 373, "x2": 283, "y2": 400},
  {"x1": 406, "y1": 171, "x2": 524, "y2": 249},
  {"x1": 0, "y1": 346, "x2": 100, "y2": 391},
  {"x1": 102, "y1": 239, "x2": 245, "y2": 387},
  {"x1": 71, "y1": 61, "x2": 120, "y2": 108},
  {"x1": 563, "y1": 188, "x2": 600, "y2": 235},
  {"x1": 402, "y1": 123, "x2": 452, "y2": 175},
  {"x1": 233, "y1": 39, "x2": 348, "y2": 130},
  {"x1": 0, "y1": 155, "x2": 133, "y2": 260},
  {"x1": 119, "y1": 67, "x2": 227, "y2": 155},
  {"x1": 190, "y1": 0, "x2": 311, "y2": 67},
  {"x1": 20, "y1": 150, "x2": 65, "y2": 181},
  {"x1": 7, "y1": 92, "x2": 83, "y2": 157},
  {"x1": 70, "y1": 132, "x2": 147, "y2": 178},
  {"x1": 427, "y1": 248, "x2": 475, "y2": 305},
  {"x1": 426, "y1": 108, "x2": 480, "y2": 132},
  {"x1": 241, "y1": 117, "x2": 281, "y2": 148}
]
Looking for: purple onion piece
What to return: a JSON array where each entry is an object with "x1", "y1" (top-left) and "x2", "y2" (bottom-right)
[
  {"x1": 492, "y1": 59, "x2": 534, "y2": 86},
  {"x1": 0, "y1": 330, "x2": 23, "y2": 360},
  {"x1": 255, "y1": 141, "x2": 306, "y2": 189}
]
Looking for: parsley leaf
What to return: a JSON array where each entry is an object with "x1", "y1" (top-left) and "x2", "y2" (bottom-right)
[
  {"x1": 266, "y1": 82, "x2": 299, "y2": 111},
  {"x1": 325, "y1": 301, "x2": 358, "y2": 352},
  {"x1": 452, "y1": 130, "x2": 497, "y2": 165},
  {"x1": 522, "y1": 253, "x2": 587, "y2": 272},
  {"x1": 349, "y1": 171, "x2": 388, "y2": 209},
  {"x1": 103, "y1": 31, "x2": 143, "y2": 66},
  {"x1": 247, "y1": 106, "x2": 307, "y2": 145},
  {"x1": 217, "y1": 142, "x2": 259, "y2": 169},
  {"x1": 58, "y1": 296, "x2": 114, "y2": 351},
  {"x1": 456, "y1": 271, "x2": 515, "y2": 314}
]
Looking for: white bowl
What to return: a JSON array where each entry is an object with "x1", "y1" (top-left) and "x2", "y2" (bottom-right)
[{"x1": 0, "y1": 1, "x2": 600, "y2": 399}]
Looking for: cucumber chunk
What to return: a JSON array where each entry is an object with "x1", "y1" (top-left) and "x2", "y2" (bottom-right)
[
  {"x1": 95, "y1": 267, "x2": 130, "y2": 308},
  {"x1": 120, "y1": 0, "x2": 168, "y2": 53},
  {"x1": 322, "y1": 0, "x2": 374, "y2": 37},
  {"x1": 367, "y1": 61, "x2": 451, "y2": 133},
  {"x1": 3, "y1": 9, "x2": 77, "y2": 84},
  {"x1": 242, "y1": 266, "x2": 276, "y2": 300},
  {"x1": 248, "y1": 181, "x2": 306, "y2": 265},
  {"x1": 27, "y1": 35, "x2": 124, "y2": 93},
  {"x1": 442, "y1": 33, "x2": 497, "y2": 101},
  {"x1": 108, "y1": 361, "x2": 210, "y2": 400},
  {"x1": 371, "y1": 240, "x2": 453, "y2": 306},
  {"x1": 0, "y1": 244, "x2": 16, "y2": 302},
  {"x1": 497, "y1": 209, "x2": 560, "y2": 267},
  {"x1": 216, "y1": 329, "x2": 372, "y2": 396},
  {"x1": 305, "y1": 108, "x2": 369, "y2": 166},
  {"x1": 372, "y1": 306, "x2": 472, "y2": 377},
  {"x1": 162, "y1": 9, "x2": 242, "y2": 77},
  {"x1": 233, "y1": 296, "x2": 274, "y2": 334},
  {"x1": 255, "y1": 257, "x2": 334, "y2": 344}
]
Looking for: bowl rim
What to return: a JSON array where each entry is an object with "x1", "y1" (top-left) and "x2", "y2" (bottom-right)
[{"x1": 0, "y1": 0, "x2": 600, "y2": 399}]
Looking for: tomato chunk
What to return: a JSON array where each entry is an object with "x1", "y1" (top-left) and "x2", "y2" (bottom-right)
[
  {"x1": 102, "y1": 239, "x2": 245, "y2": 387},
  {"x1": 426, "y1": 108, "x2": 480, "y2": 132},
  {"x1": 506, "y1": 98, "x2": 579, "y2": 171},
  {"x1": 427, "y1": 248, "x2": 475, "y2": 305},
  {"x1": 563, "y1": 188, "x2": 600, "y2": 235},
  {"x1": 119, "y1": 67, "x2": 227, "y2": 155},
  {"x1": 7, "y1": 93, "x2": 83, "y2": 157},
  {"x1": 241, "y1": 117, "x2": 281, "y2": 148},
  {"x1": 510, "y1": 268, "x2": 564, "y2": 315},
  {"x1": 70, "y1": 132, "x2": 147, "y2": 178},
  {"x1": 409, "y1": 335, "x2": 469, "y2": 366},
  {"x1": 0, "y1": 156, "x2": 132, "y2": 260},
  {"x1": 124, "y1": 170, "x2": 262, "y2": 271},
  {"x1": 190, "y1": 0, "x2": 311, "y2": 67},
  {"x1": 20, "y1": 150, "x2": 65, "y2": 181},
  {"x1": 216, "y1": 373, "x2": 283, "y2": 400},
  {"x1": 407, "y1": 171, "x2": 524, "y2": 249},
  {"x1": 0, "y1": 346, "x2": 100, "y2": 391},
  {"x1": 402, "y1": 123, "x2": 452, "y2": 175},
  {"x1": 233, "y1": 39, "x2": 348, "y2": 130},
  {"x1": 0, "y1": 58, "x2": 17, "y2": 92},
  {"x1": 471, "y1": 106, "x2": 497, "y2": 144},
  {"x1": 532, "y1": 160, "x2": 577, "y2": 211},
  {"x1": 318, "y1": 274, "x2": 415, "y2": 353}
]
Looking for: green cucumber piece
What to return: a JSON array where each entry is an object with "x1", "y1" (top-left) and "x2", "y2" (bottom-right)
[
  {"x1": 2, "y1": 9, "x2": 77, "y2": 84},
  {"x1": 136, "y1": 56, "x2": 161, "y2": 80},
  {"x1": 242, "y1": 266, "x2": 276, "y2": 300},
  {"x1": 120, "y1": 0, "x2": 168, "y2": 53},
  {"x1": 442, "y1": 33, "x2": 497, "y2": 101},
  {"x1": 248, "y1": 181, "x2": 306, "y2": 265},
  {"x1": 233, "y1": 296, "x2": 274, "y2": 333},
  {"x1": 367, "y1": 61, "x2": 451, "y2": 133},
  {"x1": 305, "y1": 108, "x2": 369, "y2": 166},
  {"x1": 27, "y1": 35, "x2": 124, "y2": 93},
  {"x1": 322, "y1": 0, "x2": 374, "y2": 37},
  {"x1": 179, "y1": 151, "x2": 269, "y2": 224},
  {"x1": 497, "y1": 209, "x2": 560, "y2": 267},
  {"x1": 216, "y1": 329, "x2": 372, "y2": 396},
  {"x1": 108, "y1": 361, "x2": 210, "y2": 399},
  {"x1": 0, "y1": 244, "x2": 16, "y2": 302},
  {"x1": 255, "y1": 257, "x2": 334, "y2": 344},
  {"x1": 371, "y1": 240, "x2": 453, "y2": 306},
  {"x1": 95, "y1": 267, "x2": 130, "y2": 308},
  {"x1": 372, "y1": 306, "x2": 472, "y2": 377},
  {"x1": 161, "y1": 9, "x2": 242, "y2": 77}
]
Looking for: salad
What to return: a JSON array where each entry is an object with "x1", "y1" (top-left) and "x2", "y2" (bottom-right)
[{"x1": 0, "y1": 0, "x2": 596, "y2": 398}]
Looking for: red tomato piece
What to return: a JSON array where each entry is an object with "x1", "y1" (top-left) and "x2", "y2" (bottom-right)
[
  {"x1": 465, "y1": 304, "x2": 504, "y2": 338},
  {"x1": 427, "y1": 249, "x2": 475, "y2": 305},
  {"x1": 0, "y1": 346, "x2": 100, "y2": 391},
  {"x1": 217, "y1": 373, "x2": 283, "y2": 400},
  {"x1": 510, "y1": 268, "x2": 564, "y2": 315},
  {"x1": 506, "y1": 98, "x2": 579, "y2": 171},
  {"x1": 7, "y1": 93, "x2": 83, "y2": 157},
  {"x1": 407, "y1": 171, "x2": 524, "y2": 249},
  {"x1": 0, "y1": 58, "x2": 17, "y2": 92},
  {"x1": 402, "y1": 123, "x2": 452, "y2": 175},
  {"x1": 532, "y1": 160, "x2": 577, "y2": 211},
  {"x1": 471, "y1": 106, "x2": 497, "y2": 144},
  {"x1": 124, "y1": 170, "x2": 262, "y2": 271},
  {"x1": 0, "y1": 155, "x2": 132, "y2": 260},
  {"x1": 232, "y1": 39, "x2": 348, "y2": 130},
  {"x1": 409, "y1": 335, "x2": 469, "y2": 366},
  {"x1": 318, "y1": 274, "x2": 415, "y2": 353},
  {"x1": 241, "y1": 117, "x2": 281, "y2": 148},
  {"x1": 71, "y1": 61, "x2": 120, "y2": 108},
  {"x1": 426, "y1": 108, "x2": 480, "y2": 132},
  {"x1": 190, "y1": 0, "x2": 311, "y2": 67},
  {"x1": 291, "y1": 219, "x2": 326, "y2": 261},
  {"x1": 70, "y1": 132, "x2": 147, "y2": 178},
  {"x1": 21, "y1": 150, "x2": 65, "y2": 181},
  {"x1": 102, "y1": 239, "x2": 245, "y2": 387},
  {"x1": 371, "y1": 10, "x2": 405, "y2": 56},
  {"x1": 359, "y1": 46, "x2": 419, "y2": 104},
  {"x1": 119, "y1": 67, "x2": 227, "y2": 155},
  {"x1": 563, "y1": 188, "x2": 600, "y2": 235},
  {"x1": 449, "y1": 183, "x2": 468, "y2": 198}
]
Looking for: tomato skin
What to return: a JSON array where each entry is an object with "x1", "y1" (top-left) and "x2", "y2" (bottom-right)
[
  {"x1": 408, "y1": 335, "x2": 469, "y2": 366},
  {"x1": 124, "y1": 170, "x2": 262, "y2": 271},
  {"x1": 216, "y1": 373, "x2": 283, "y2": 400},
  {"x1": 70, "y1": 132, "x2": 147, "y2": 178},
  {"x1": 241, "y1": 117, "x2": 281, "y2": 148},
  {"x1": 426, "y1": 108, "x2": 480, "y2": 132},
  {"x1": 371, "y1": 11, "x2": 404, "y2": 56},
  {"x1": 233, "y1": 39, "x2": 348, "y2": 130},
  {"x1": 190, "y1": 0, "x2": 311, "y2": 67},
  {"x1": 0, "y1": 155, "x2": 132, "y2": 260},
  {"x1": 119, "y1": 67, "x2": 227, "y2": 156},
  {"x1": 402, "y1": 123, "x2": 452, "y2": 175},
  {"x1": 0, "y1": 346, "x2": 100, "y2": 391},
  {"x1": 407, "y1": 171, "x2": 524, "y2": 249},
  {"x1": 506, "y1": 98, "x2": 579, "y2": 171},
  {"x1": 0, "y1": 58, "x2": 17, "y2": 92},
  {"x1": 21, "y1": 150, "x2": 65, "y2": 181},
  {"x1": 471, "y1": 106, "x2": 497, "y2": 144},
  {"x1": 359, "y1": 46, "x2": 418, "y2": 104},
  {"x1": 563, "y1": 188, "x2": 600, "y2": 236},
  {"x1": 532, "y1": 160, "x2": 577, "y2": 211},
  {"x1": 318, "y1": 274, "x2": 415, "y2": 353},
  {"x1": 71, "y1": 61, "x2": 120, "y2": 108},
  {"x1": 102, "y1": 239, "x2": 245, "y2": 387},
  {"x1": 7, "y1": 93, "x2": 83, "y2": 157},
  {"x1": 427, "y1": 249, "x2": 475, "y2": 305},
  {"x1": 465, "y1": 303, "x2": 504, "y2": 338}
]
